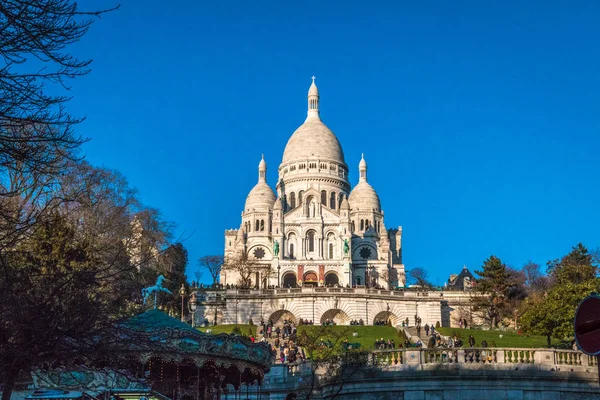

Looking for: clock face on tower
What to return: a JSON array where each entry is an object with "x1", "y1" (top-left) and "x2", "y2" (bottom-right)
[{"x1": 253, "y1": 247, "x2": 265, "y2": 260}]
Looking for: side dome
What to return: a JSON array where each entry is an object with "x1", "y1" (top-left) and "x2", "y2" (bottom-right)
[
  {"x1": 348, "y1": 182, "x2": 381, "y2": 212},
  {"x1": 282, "y1": 119, "x2": 345, "y2": 164},
  {"x1": 244, "y1": 182, "x2": 276, "y2": 210},
  {"x1": 244, "y1": 155, "x2": 276, "y2": 210},
  {"x1": 348, "y1": 154, "x2": 381, "y2": 211}
]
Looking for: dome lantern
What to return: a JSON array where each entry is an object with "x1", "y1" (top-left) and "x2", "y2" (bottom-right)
[
  {"x1": 258, "y1": 154, "x2": 266, "y2": 182},
  {"x1": 359, "y1": 153, "x2": 367, "y2": 182},
  {"x1": 307, "y1": 75, "x2": 320, "y2": 120}
]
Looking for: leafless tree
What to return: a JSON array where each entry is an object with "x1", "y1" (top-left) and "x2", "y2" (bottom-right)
[
  {"x1": 222, "y1": 253, "x2": 265, "y2": 288},
  {"x1": 408, "y1": 267, "x2": 432, "y2": 288},
  {"x1": 0, "y1": 0, "x2": 118, "y2": 186},
  {"x1": 198, "y1": 255, "x2": 224, "y2": 285}
]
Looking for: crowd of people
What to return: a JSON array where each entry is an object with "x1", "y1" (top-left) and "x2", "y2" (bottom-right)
[
  {"x1": 256, "y1": 318, "x2": 307, "y2": 364},
  {"x1": 349, "y1": 319, "x2": 365, "y2": 325}
]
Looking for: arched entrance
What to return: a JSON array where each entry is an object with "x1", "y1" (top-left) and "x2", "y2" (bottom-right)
[
  {"x1": 324, "y1": 272, "x2": 339, "y2": 287},
  {"x1": 268, "y1": 309, "x2": 296, "y2": 325},
  {"x1": 282, "y1": 272, "x2": 297, "y2": 288},
  {"x1": 320, "y1": 309, "x2": 350, "y2": 325},
  {"x1": 372, "y1": 311, "x2": 400, "y2": 326},
  {"x1": 303, "y1": 271, "x2": 318, "y2": 287}
]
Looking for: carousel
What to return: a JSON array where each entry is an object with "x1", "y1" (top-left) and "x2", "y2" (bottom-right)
[{"x1": 119, "y1": 308, "x2": 273, "y2": 399}]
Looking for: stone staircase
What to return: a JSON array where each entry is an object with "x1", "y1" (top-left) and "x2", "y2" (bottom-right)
[{"x1": 401, "y1": 326, "x2": 428, "y2": 348}]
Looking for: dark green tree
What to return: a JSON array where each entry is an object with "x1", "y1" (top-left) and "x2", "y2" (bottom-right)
[
  {"x1": 472, "y1": 255, "x2": 516, "y2": 328},
  {"x1": 521, "y1": 244, "x2": 599, "y2": 347}
]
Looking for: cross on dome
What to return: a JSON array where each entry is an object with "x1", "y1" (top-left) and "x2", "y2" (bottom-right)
[{"x1": 312, "y1": 75, "x2": 316, "y2": 82}]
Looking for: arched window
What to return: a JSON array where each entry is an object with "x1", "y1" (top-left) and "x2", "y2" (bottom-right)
[
  {"x1": 366, "y1": 220, "x2": 370, "y2": 229},
  {"x1": 283, "y1": 195, "x2": 287, "y2": 212},
  {"x1": 360, "y1": 220, "x2": 364, "y2": 231},
  {"x1": 290, "y1": 192, "x2": 296, "y2": 209},
  {"x1": 255, "y1": 219, "x2": 259, "y2": 231},
  {"x1": 307, "y1": 231, "x2": 315, "y2": 252},
  {"x1": 339, "y1": 193, "x2": 344, "y2": 208},
  {"x1": 260, "y1": 219, "x2": 265, "y2": 231},
  {"x1": 330, "y1": 192, "x2": 336, "y2": 209},
  {"x1": 356, "y1": 277, "x2": 362, "y2": 285},
  {"x1": 298, "y1": 190, "x2": 304, "y2": 205},
  {"x1": 321, "y1": 190, "x2": 327, "y2": 205},
  {"x1": 289, "y1": 243, "x2": 295, "y2": 259},
  {"x1": 328, "y1": 243, "x2": 334, "y2": 259}
]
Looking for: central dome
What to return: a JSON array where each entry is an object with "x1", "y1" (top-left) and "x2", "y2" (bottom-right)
[
  {"x1": 282, "y1": 119, "x2": 345, "y2": 165},
  {"x1": 280, "y1": 78, "x2": 346, "y2": 167}
]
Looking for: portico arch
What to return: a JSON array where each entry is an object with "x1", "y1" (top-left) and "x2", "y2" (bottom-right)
[
  {"x1": 303, "y1": 271, "x2": 318, "y2": 287},
  {"x1": 373, "y1": 311, "x2": 400, "y2": 326},
  {"x1": 320, "y1": 309, "x2": 350, "y2": 325},
  {"x1": 282, "y1": 272, "x2": 297, "y2": 288},
  {"x1": 324, "y1": 272, "x2": 339, "y2": 287},
  {"x1": 268, "y1": 309, "x2": 296, "y2": 325}
]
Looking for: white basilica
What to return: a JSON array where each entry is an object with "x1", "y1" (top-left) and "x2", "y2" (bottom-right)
[{"x1": 222, "y1": 78, "x2": 405, "y2": 289}]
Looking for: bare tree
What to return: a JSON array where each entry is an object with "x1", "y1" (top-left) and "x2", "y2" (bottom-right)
[
  {"x1": 198, "y1": 255, "x2": 224, "y2": 285},
  {"x1": 0, "y1": 0, "x2": 118, "y2": 185},
  {"x1": 521, "y1": 261, "x2": 549, "y2": 294},
  {"x1": 222, "y1": 254, "x2": 264, "y2": 288},
  {"x1": 408, "y1": 267, "x2": 432, "y2": 288}
]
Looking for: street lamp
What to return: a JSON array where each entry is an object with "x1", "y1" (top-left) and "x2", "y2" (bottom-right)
[
  {"x1": 188, "y1": 292, "x2": 197, "y2": 327},
  {"x1": 179, "y1": 284, "x2": 186, "y2": 322}
]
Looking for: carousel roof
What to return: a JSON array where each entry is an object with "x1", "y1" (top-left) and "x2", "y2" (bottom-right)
[{"x1": 119, "y1": 309, "x2": 274, "y2": 374}]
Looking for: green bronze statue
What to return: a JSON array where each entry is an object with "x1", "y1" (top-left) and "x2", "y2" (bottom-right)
[
  {"x1": 274, "y1": 240, "x2": 279, "y2": 257},
  {"x1": 343, "y1": 239, "x2": 349, "y2": 255}
]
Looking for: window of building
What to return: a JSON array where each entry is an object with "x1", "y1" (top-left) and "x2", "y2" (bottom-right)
[
  {"x1": 330, "y1": 192, "x2": 336, "y2": 209},
  {"x1": 360, "y1": 219, "x2": 364, "y2": 231},
  {"x1": 290, "y1": 192, "x2": 296, "y2": 209},
  {"x1": 321, "y1": 190, "x2": 327, "y2": 205},
  {"x1": 255, "y1": 219, "x2": 259, "y2": 231},
  {"x1": 289, "y1": 243, "x2": 294, "y2": 259},
  {"x1": 328, "y1": 243, "x2": 334, "y2": 259},
  {"x1": 307, "y1": 231, "x2": 315, "y2": 252},
  {"x1": 298, "y1": 190, "x2": 304, "y2": 205},
  {"x1": 260, "y1": 219, "x2": 265, "y2": 231}
]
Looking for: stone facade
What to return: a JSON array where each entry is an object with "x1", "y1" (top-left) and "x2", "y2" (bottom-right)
[{"x1": 221, "y1": 78, "x2": 405, "y2": 291}]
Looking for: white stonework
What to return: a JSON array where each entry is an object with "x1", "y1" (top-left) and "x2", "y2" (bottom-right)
[{"x1": 221, "y1": 79, "x2": 405, "y2": 290}]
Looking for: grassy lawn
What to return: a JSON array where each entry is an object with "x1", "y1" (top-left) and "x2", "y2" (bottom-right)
[
  {"x1": 436, "y1": 327, "x2": 561, "y2": 348},
  {"x1": 197, "y1": 324, "x2": 257, "y2": 337},
  {"x1": 298, "y1": 325, "x2": 408, "y2": 350}
]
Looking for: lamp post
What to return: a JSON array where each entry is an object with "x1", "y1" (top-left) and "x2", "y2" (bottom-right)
[
  {"x1": 188, "y1": 292, "x2": 197, "y2": 327},
  {"x1": 366, "y1": 298, "x2": 369, "y2": 325},
  {"x1": 277, "y1": 265, "x2": 281, "y2": 288},
  {"x1": 179, "y1": 284, "x2": 186, "y2": 322}
]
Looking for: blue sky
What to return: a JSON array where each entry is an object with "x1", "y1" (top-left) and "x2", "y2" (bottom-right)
[{"x1": 69, "y1": 1, "x2": 599, "y2": 284}]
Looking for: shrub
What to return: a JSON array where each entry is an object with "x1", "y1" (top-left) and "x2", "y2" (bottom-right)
[
  {"x1": 491, "y1": 340, "x2": 497, "y2": 347},
  {"x1": 249, "y1": 319, "x2": 254, "y2": 326},
  {"x1": 232, "y1": 326, "x2": 242, "y2": 335},
  {"x1": 436, "y1": 321, "x2": 441, "y2": 328}
]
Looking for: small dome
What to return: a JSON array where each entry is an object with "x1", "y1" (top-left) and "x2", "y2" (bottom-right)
[
  {"x1": 282, "y1": 119, "x2": 345, "y2": 164},
  {"x1": 348, "y1": 181, "x2": 381, "y2": 211},
  {"x1": 244, "y1": 182, "x2": 276, "y2": 210},
  {"x1": 273, "y1": 198, "x2": 282, "y2": 210}
]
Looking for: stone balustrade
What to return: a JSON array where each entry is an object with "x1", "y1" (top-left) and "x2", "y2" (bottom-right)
[
  {"x1": 367, "y1": 348, "x2": 598, "y2": 369},
  {"x1": 261, "y1": 348, "x2": 599, "y2": 399},
  {"x1": 222, "y1": 287, "x2": 440, "y2": 298}
]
